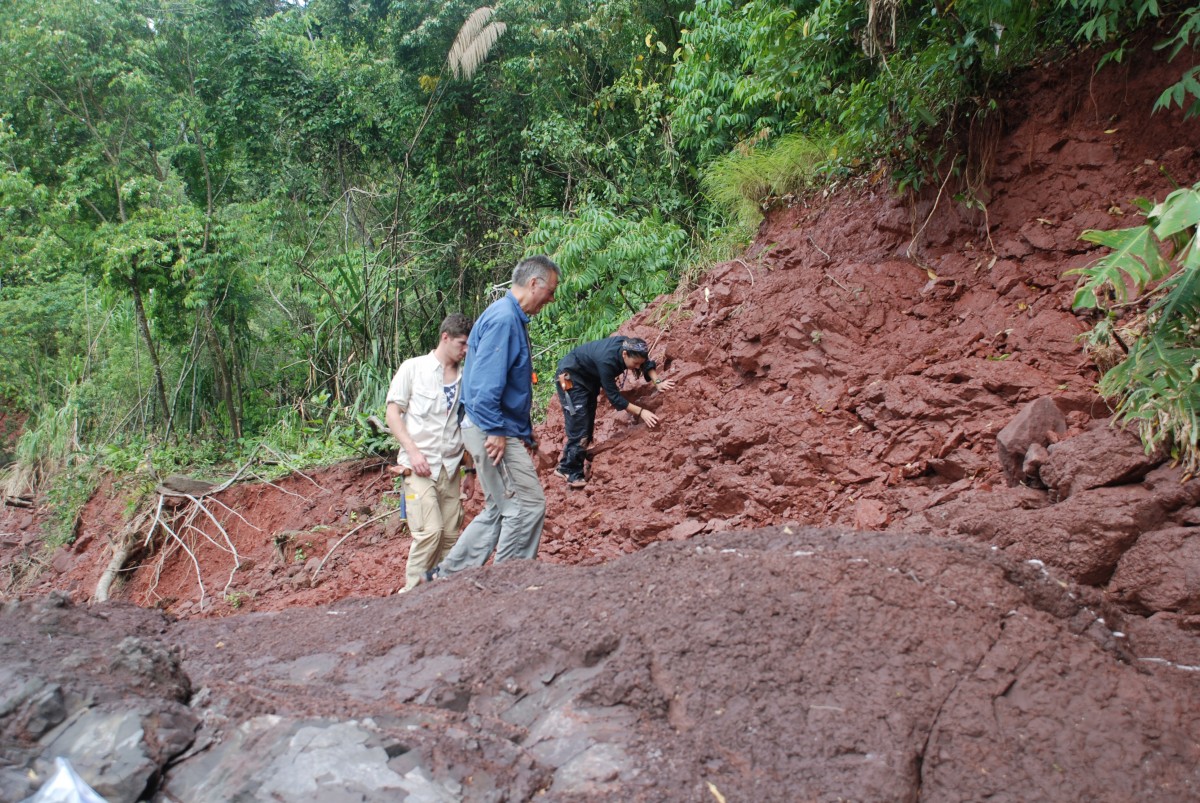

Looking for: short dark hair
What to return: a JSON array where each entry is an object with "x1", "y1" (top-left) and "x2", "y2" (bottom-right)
[
  {"x1": 621, "y1": 337, "x2": 649, "y2": 357},
  {"x1": 512, "y1": 255, "x2": 561, "y2": 288},
  {"x1": 439, "y1": 312, "x2": 472, "y2": 339}
]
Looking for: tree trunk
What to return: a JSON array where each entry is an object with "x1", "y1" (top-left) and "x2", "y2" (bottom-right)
[
  {"x1": 129, "y1": 268, "x2": 173, "y2": 442},
  {"x1": 202, "y1": 311, "x2": 241, "y2": 439}
]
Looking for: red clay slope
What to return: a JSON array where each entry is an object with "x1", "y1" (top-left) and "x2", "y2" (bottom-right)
[
  {"x1": 537, "y1": 45, "x2": 1198, "y2": 560},
  {"x1": 7, "y1": 42, "x2": 1199, "y2": 644}
]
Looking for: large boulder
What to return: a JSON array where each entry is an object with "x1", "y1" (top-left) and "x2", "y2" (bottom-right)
[
  {"x1": 917, "y1": 484, "x2": 1166, "y2": 585},
  {"x1": 1109, "y1": 526, "x2": 1200, "y2": 615},
  {"x1": 1041, "y1": 424, "x2": 1163, "y2": 498}
]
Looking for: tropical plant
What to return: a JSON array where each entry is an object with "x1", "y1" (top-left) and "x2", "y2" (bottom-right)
[
  {"x1": 447, "y1": 6, "x2": 507, "y2": 79},
  {"x1": 526, "y1": 207, "x2": 690, "y2": 354},
  {"x1": 1067, "y1": 181, "x2": 1200, "y2": 472},
  {"x1": 676, "y1": 0, "x2": 1078, "y2": 196},
  {"x1": 1064, "y1": 0, "x2": 1200, "y2": 117}
]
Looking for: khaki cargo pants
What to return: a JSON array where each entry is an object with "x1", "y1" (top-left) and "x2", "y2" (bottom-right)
[{"x1": 402, "y1": 465, "x2": 464, "y2": 590}]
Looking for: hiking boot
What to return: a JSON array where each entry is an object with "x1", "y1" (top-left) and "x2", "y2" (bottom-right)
[{"x1": 566, "y1": 474, "x2": 587, "y2": 489}]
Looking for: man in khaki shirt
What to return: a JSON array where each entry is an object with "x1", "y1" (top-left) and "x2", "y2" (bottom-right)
[{"x1": 386, "y1": 313, "x2": 477, "y2": 591}]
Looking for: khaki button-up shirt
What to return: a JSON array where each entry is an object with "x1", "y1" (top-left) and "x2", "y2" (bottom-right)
[{"x1": 386, "y1": 352, "x2": 464, "y2": 476}]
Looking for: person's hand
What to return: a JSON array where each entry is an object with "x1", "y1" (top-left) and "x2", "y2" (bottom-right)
[
  {"x1": 655, "y1": 378, "x2": 677, "y2": 391},
  {"x1": 462, "y1": 472, "x2": 477, "y2": 500},
  {"x1": 484, "y1": 435, "x2": 507, "y2": 465},
  {"x1": 407, "y1": 449, "x2": 432, "y2": 477},
  {"x1": 640, "y1": 409, "x2": 660, "y2": 428}
]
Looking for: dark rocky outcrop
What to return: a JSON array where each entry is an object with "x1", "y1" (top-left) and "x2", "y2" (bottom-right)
[{"x1": 6, "y1": 531, "x2": 1200, "y2": 802}]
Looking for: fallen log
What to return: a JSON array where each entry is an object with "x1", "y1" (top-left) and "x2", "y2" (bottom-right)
[{"x1": 94, "y1": 509, "x2": 152, "y2": 603}]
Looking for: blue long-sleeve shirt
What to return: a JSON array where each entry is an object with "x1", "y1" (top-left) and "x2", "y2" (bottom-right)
[{"x1": 462, "y1": 292, "x2": 535, "y2": 441}]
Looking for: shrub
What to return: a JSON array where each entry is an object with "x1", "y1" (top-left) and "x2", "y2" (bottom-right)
[
  {"x1": 1068, "y1": 181, "x2": 1200, "y2": 472},
  {"x1": 701, "y1": 134, "x2": 831, "y2": 230}
]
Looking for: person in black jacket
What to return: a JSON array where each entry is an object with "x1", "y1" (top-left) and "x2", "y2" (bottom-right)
[{"x1": 553, "y1": 336, "x2": 675, "y2": 488}]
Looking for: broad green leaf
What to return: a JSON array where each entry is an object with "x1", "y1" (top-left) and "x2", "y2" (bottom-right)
[{"x1": 1151, "y1": 188, "x2": 1200, "y2": 239}]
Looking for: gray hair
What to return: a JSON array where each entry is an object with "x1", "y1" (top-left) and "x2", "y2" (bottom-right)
[{"x1": 512, "y1": 255, "x2": 561, "y2": 287}]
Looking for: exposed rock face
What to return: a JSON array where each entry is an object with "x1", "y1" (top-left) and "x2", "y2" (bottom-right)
[
  {"x1": 919, "y1": 479, "x2": 1180, "y2": 585},
  {"x1": 0, "y1": 596, "x2": 196, "y2": 803},
  {"x1": 6, "y1": 531, "x2": 1200, "y2": 802},
  {"x1": 1110, "y1": 526, "x2": 1200, "y2": 615}
]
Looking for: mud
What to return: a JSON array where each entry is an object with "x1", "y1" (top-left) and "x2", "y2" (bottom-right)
[{"x1": 4, "y1": 529, "x2": 1199, "y2": 801}]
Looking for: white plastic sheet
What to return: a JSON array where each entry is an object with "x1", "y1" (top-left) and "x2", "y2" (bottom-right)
[{"x1": 21, "y1": 757, "x2": 108, "y2": 803}]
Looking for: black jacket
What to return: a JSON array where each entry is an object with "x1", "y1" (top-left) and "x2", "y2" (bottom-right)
[{"x1": 556, "y1": 336, "x2": 656, "y2": 411}]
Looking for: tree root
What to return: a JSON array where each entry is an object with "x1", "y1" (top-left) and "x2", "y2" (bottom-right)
[
  {"x1": 311, "y1": 508, "x2": 402, "y2": 584},
  {"x1": 95, "y1": 509, "x2": 153, "y2": 603},
  {"x1": 92, "y1": 447, "x2": 265, "y2": 607}
]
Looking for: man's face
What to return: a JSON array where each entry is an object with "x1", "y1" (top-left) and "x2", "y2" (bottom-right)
[
  {"x1": 527, "y1": 274, "x2": 558, "y2": 315},
  {"x1": 443, "y1": 333, "x2": 469, "y2": 363}
]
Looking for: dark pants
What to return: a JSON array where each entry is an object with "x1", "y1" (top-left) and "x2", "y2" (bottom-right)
[{"x1": 556, "y1": 380, "x2": 596, "y2": 480}]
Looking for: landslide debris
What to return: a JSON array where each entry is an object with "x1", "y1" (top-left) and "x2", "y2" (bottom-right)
[{"x1": 3, "y1": 530, "x2": 1199, "y2": 802}]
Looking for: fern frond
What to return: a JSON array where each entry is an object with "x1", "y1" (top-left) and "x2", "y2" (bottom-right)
[{"x1": 448, "y1": 7, "x2": 494, "y2": 67}]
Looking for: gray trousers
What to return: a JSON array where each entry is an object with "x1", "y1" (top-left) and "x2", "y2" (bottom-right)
[{"x1": 438, "y1": 425, "x2": 545, "y2": 575}]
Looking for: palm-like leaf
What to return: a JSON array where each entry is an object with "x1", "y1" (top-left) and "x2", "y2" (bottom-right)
[
  {"x1": 447, "y1": 7, "x2": 507, "y2": 80},
  {"x1": 1068, "y1": 225, "x2": 1170, "y2": 307}
]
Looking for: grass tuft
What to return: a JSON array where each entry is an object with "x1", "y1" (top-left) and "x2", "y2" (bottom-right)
[{"x1": 701, "y1": 134, "x2": 831, "y2": 230}]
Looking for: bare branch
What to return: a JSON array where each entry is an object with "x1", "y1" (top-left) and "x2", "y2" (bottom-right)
[{"x1": 311, "y1": 508, "x2": 403, "y2": 584}]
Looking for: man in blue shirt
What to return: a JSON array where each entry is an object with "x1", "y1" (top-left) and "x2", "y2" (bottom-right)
[{"x1": 429, "y1": 255, "x2": 560, "y2": 579}]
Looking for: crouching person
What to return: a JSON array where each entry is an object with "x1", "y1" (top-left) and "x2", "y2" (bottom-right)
[{"x1": 554, "y1": 335, "x2": 675, "y2": 489}]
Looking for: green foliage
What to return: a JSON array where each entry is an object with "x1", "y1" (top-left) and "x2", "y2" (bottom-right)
[
  {"x1": 3, "y1": 400, "x2": 93, "y2": 546},
  {"x1": 43, "y1": 466, "x2": 99, "y2": 548},
  {"x1": 669, "y1": 0, "x2": 796, "y2": 166},
  {"x1": 671, "y1": 0, "x2": 1068, "y2": 191},
  {"x1": 339, "y1": 413, "x2": 396, "y2": 459},
  {"x1": 526, "y1": 207, "x2": 690, "y2": 361},
  {"x1": 701, "y1": 134, "x2": 831, "y2": 229},
  {"x1": 0, "y1": 276, "x2": 89, "y2": 409},
  {"x1": 1066, "y1": 0, "x2": 1200, "y2": 117},
  {"x1": 1068, "y1": 182, "x2": 1200, "y2": 471}
]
